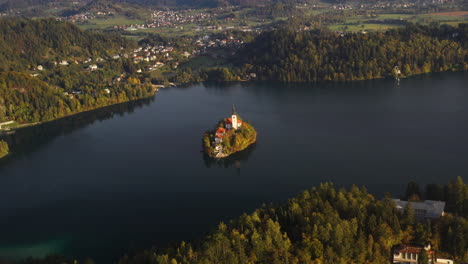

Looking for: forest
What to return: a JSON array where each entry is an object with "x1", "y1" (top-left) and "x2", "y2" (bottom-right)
[
  {"x1": 21, "y1": 177, "x2": 468, "y2": 264},
  {"x1": 0, "y1": 19, "x2": 156, "y2": 124},
  {"x1": 236, "y1": 23, "x2": 468, "y2": 81}
]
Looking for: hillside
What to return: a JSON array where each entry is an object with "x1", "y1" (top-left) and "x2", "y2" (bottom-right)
[
  {"x1": 0, "y1": 19, "x2": 156, "y2": 124},
  {"x1": 237, "y1": 24, "x2": 468, "y2": 81},
  {"x1": 0, "y1": 18, "x2": 132, "y2": 71}
]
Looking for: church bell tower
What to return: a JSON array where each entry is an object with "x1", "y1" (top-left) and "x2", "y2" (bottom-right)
[{"x1": 231, "y1": 104, "x2": 238, "y2": 130}]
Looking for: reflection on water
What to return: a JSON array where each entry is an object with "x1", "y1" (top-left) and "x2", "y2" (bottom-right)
[
  {"x1": 0, "y1": 97, "x2": 155, "y2": 167},
  {"x1": 0, "y1": 239, "x2": 69, "y2": 261},
  {"x1": 202, "y1": 143, "x2": 257, "y2": 170},
  {"x1": 0, "y1": 72, "x2": 467, "y2": 263}
]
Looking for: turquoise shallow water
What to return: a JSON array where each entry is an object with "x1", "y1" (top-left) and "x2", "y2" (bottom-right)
[{"x1": 1, "y1": 72, "x2": 467, "y2": 263}]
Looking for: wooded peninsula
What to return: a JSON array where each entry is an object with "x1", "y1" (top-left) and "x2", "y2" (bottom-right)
[{"x1": 20, "y1": 177, "x2": 468, "y2": 264}]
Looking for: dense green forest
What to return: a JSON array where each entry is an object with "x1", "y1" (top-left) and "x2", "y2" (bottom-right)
[
  {"x1": 0, "y1": 140, "x2": 8, "y2": 158},
  {"x1": 0, "y1": 19, "x2": 156, "y2": 124},
  {"x1": 0, "y1": 18, "x2": 133, "y2": 70},
  {"x1": 21, "y1": 177, "x2": 468, "y2": 264},
  {"x1": 236, "y1": 23, "x2": 468, "y2": 81},
  {"x1": 0, "y1": 72, "x2": 153, "y2": 123}
]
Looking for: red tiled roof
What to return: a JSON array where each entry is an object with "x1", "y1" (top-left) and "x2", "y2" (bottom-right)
[
  {"x1": 394, "y1": 245, "x2": 435, "y2": 256},
  {"x1": 226, "y1": 117, "x2": 242, "y2": 124},
  {"x1": 216, "y1": 128, "x2": 226, "y2": 134}
]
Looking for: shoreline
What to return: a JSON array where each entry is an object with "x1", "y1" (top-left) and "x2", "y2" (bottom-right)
[
  {"x1": 212, "y1": 137, "x2": 257, "y2": 159},
  {"x1": 1, "y1": 70, "x2": 465, "y2": 136},
  {"x1": 0, "y1": 89, "x2": 159, "y2": 135}
]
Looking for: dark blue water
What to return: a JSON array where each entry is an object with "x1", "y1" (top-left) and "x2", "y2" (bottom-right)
[{"x1": 1, "y1": 72, "x2": 467, "y2": 263}]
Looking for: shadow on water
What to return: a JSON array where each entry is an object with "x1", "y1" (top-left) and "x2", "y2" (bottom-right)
[
  {"x1": 0, "y1": 97, "x2": 155, "y2": 167},
  {"x1": 202, "y1": 143, "x2": 257, "y2": 171}
]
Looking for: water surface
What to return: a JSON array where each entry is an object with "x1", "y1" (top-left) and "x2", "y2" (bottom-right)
[{"x1": 1, "y1": 72, "x2": 467, "y2": 262}]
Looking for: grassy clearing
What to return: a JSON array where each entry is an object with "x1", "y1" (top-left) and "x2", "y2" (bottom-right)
[
  {"x1": 77, "y1": 15, "x2": 145, "y2": 30},
  {"x1": 329, "y1": 23, "x2": 401, "y2": 32}
]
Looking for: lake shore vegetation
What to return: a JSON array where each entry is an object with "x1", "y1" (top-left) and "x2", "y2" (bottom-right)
[
  {"x1": 21, "y1": 177, "x2": 467, "y2": 264},
  {"x1": 0, "y1": 140, "x2": 8, "y2": 158},
  {"x1": 203, "y1": 116, "x2": 257, "y2": 158}
]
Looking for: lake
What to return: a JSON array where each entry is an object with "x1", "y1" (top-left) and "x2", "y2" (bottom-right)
[{"x1": 0, "y1": 72, "x2": 467, "y2": 263}]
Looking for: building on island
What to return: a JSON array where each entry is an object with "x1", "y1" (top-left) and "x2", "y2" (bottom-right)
[
  {"x1": 215, "y1": 127, "x2": 226, "y2": 144},
  {"x1": 392, "y1": 244, "x2": 453, "y2": 264},
  {"x1": 211, "y1": 105, "x2": 243, "y2": 154},
  {"x1": 392, "y1": 199, "x2": 445, "y2": 219},
  {"x1": 225, "y1": 105, "x2": 242, "y2": 130}
]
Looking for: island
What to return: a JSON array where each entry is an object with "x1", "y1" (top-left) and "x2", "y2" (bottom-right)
[{"x1": 203, "y1": 106, "x2": 257, "y2": 159}]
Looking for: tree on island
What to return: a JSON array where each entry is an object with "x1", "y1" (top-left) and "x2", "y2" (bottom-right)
[{"x1": 0, "y1": 140, "x2": 8, "y2": 158}]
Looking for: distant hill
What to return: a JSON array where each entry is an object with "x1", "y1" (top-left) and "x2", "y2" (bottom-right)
[
  {"x1": 0, "y1": 0, "x2": 317, "y2": 11},
  {"x1": 0, "y1": 0, "x2": 76, "y2": 12},
  {"x1": 0, "y1": 18, "x2": 131, "y2": 70}
]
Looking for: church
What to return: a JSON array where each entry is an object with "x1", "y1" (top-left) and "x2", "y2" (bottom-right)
[
  {"x1": 225, "y1": 105, "x2": 242, "y2": 130},
  {"x1": 213, "y1": 105, "x2": 242, "y2": 144}
]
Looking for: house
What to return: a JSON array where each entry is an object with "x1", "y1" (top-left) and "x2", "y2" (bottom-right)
[
  {"x1": 225, "y1": 105, "x2": 242, "y2": 130},
  {"x1": 215, "y1": 134, "x2": 223, "y2": 143},
  {"x1": 392, "y1": 244, "x2": 454, "y2": 264},
  {"x1": 215, "y1": 128, "x2": 226, "y2": 137},
  {"x1": 59, "y1": 60, "x2": 69, "y2": 66},
  {"x1": 392, "y1": 244, "x2": 435, "y2": 263},
  {"x1": 89, "y1": 64, "x2": 98, "y2": 71},
  {"x1": 393, "y1": 199, "x2": 445, "y2": 219},
  {"x1": 37, "y1": 65, "x2": 44, "y2": 71}
]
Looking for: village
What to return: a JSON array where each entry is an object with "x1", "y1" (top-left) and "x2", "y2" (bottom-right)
[{"x1": 29, "y1": 32, "x2": 245, "y2": 94}]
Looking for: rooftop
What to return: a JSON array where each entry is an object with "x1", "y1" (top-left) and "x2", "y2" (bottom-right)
[{"x1": 393, "y1": 199, "x2": 445, "y2": 219}]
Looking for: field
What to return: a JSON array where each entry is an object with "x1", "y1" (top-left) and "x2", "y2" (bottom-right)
[
  {"x1": 429, "y1": 11, "x2": 468, "y2": 17},
  {"x1": 327, "y1": 11, "x2": 468, "y2": 32},
  {"x1": 76, "y1": 15, "x2": 145, "y2": 30}
]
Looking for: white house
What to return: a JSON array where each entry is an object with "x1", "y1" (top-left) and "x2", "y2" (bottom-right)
[
  {"x1": 59, "y1": 60, "x2": 69, "y2": 66},
  {"x1": 392, "y1": 244, "x2": 435, "y2": 264},
  {"x1": 393, "y1": 199, "x2": 445, "y2": 219},
  {"x1": 37, "y1": 65, "x2": 44, "y2": 71},
  {"x1": 392, "y1": 244, "x2": 454, "y2": 264},
  {"x1": 89, "y1": 64, "x2": 98, "y2": 71}
]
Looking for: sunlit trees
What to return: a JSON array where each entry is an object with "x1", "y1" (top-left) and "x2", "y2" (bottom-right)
[
  {"x1": 0, "y1": 140, "x2": 8, "y2": 158},
  {"x1": 239, "y1": 24, "x2": 468, "y2": 82}
]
